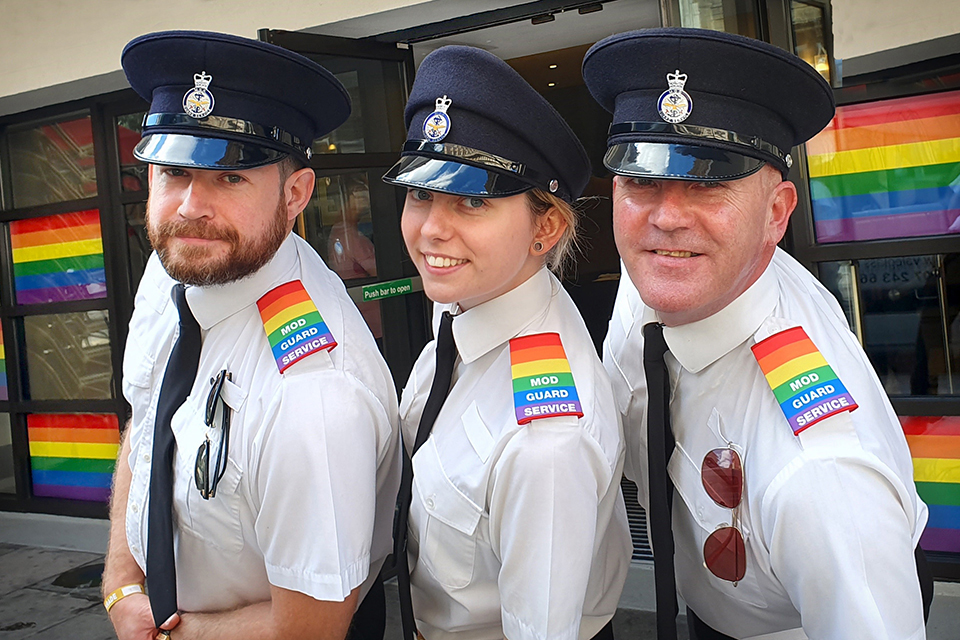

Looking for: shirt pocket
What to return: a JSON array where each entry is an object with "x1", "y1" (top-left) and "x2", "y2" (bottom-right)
[
  {"x1": 179, "y1": 448, "x2": 245, "y2": 555},
  {"x1": 413, "y1": 437, "x2": 483, "y2": 590},
  {"x1": 122, "y1": 336, "x2": 156, "y2": 421}
]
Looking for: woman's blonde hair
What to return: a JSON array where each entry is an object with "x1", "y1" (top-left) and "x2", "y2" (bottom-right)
[{"x1": 525, "y1": 188, "x2": 580, "y2": 278}]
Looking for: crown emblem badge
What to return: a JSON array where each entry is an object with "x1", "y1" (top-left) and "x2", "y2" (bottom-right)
[
  {"x1": 182, "y1": 71, "x2": 215, "y2": 119},
  {"x1": 657, "y1": 69, "x2": 693, "y2": 124},
  {"x1": 423, "y1": 95, "x2": 453, "y2": 142}
]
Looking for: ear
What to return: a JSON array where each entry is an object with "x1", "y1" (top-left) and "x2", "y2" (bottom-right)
[
  {"x1": 147, "y1": 163, "x2": 155, "y2": 188},
  {"x1": 531, "y1": 203, "x2": 568, "y2": 256},
  {"x1": 766, "y1": 177, "x2": 797, "y2": 245},
  {"x1": 283, "y1": 167, "x2": 316, "y2": 223}
]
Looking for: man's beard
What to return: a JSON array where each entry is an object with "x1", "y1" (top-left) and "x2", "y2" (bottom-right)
[{"x1": 146, "y1": 198, "x2": 289, "y2": 287}]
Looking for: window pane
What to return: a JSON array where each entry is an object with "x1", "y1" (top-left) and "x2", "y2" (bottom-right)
[
  {"x1": 116, "y1": 112, "x2": 148, "y2": 192},
  {"x1": 300, "y1": 57, "x2": 408, "y2": 156},
  {"x1": 28, "y1": 413, "x2": 118, "y2": 502},
  {"x1": 0, "y1": 414, "x2": 13, "y2": 494},
  {"x1": 7, "y1": 115, "x2": 98, "y2": 208},
  {"x1": 817, "y1": 260, "x2": 858, "y2": 334},
  {"x1": 900, "y1": 415, "x2": 960, "y2": 554},
  {"x1": 23, "y1": 310, "x2": 113, "y2": 400},
  {"x1": 806, "y1": 89, "x2": 960, "y2": 244},
  {"x1": 0, "y1": 322, "x2": 8, "y2": 401},
  {"x1": 677, "y1": 0, "x2": 758, "y2": 38},
  {"x1": 791, "y1": 1, "x2": 831, "y2": 82},
  {"x1": 125, "y1": 202, "x2": 151, "y2": 292},
  {"x1": 857, "y1": 255, "x2": 944, "y2": 396},
  {"x1": 9, "y1": 210, "x2": 107, "y2": 305}
]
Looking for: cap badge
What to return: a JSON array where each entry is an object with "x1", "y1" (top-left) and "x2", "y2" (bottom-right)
[
  {"x1": 183, "y1": 71, "x2": 215, "y2": 119},
  {"x1": 423, "y1": 95, "x2": 452, "y2": 142},
  {"x1": 657, "y1": 70, "x2": 693, "y2": 124}
]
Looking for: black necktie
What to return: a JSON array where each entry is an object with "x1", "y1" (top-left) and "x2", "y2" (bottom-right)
[
  {"x1": 396, "y1": 311, "x2": 457, "y2": 640},
  {"x1": 643, "y1": 322, "x2": 678, "y2": 640},
  {"x1": 147, "y1": 284, "x2": 202, "y2": 628}
]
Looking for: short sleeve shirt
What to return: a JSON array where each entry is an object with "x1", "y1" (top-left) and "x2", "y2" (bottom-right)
[
  {"x1": 123, "y1": 234, "x2": 400, "y2": 611},
  {"x1": 401, "y1": 268, "x2": 632, "y2": 640},
  {"x1": 604, "y1": 248, "x2": 928, "y2": 640}
]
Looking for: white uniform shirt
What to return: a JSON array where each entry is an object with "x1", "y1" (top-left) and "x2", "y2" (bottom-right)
[
  {"x1": 401, "y1": 268, "x2": 632, "y2": 640},
  {"x1": 123, "y1": 234, "x2": 400, "y2": 612},
  {"x1": 604, "y1": 248, "x2": 928, "y2": 640}
]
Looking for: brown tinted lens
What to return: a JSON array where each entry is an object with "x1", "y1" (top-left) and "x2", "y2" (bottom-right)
[
  {"x1": 701, "y1": 447, "x2": 743, "y2": 509},
  {"x1": 703, "y1": 526, "x2": 746, "y2": 582}
]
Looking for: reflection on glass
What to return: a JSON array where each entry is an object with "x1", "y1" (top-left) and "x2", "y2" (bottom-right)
[
  {"x1": 855, "y1": 256, "x2": 947, "y2": 396},
  {"x1": 0, "y1": 414, "x2": 14, "y2": 494},
  {"x1": 315, "y1": 71, "x2": 365, "y2": 155},
  {"x1": 10, "y1": 210, "x2": 107, "y2": 305},
  {"x1": 791, "y1": 1, "x2": 831, "y2": 82},
  {"x1": 941, "y1": 255, "x2": 960, "y2": 395},
  {"x1": 806, "y1": 90, "x2": 960, "y2": 244},
  {"x1": 23, "y1": 310, "x2": 113, "y2": 400},
  {"x1": 818, "y1": 260, "x2": 859, "y2": 335},
  {"x1": 8, "y1": 115, "x2": 98, "y2": 209},
  {"x1": 678, "y1": 0, "x2": 757, "y2": 37},
  {"x1": 125, "y1": 203, "x2": 151, "y2": 292},
  {"x1": 117, "y1": 112, "x2": 148, "y2": 192},
  {"x1": 302, "y1": 172, "x2": 383, "y2": 338}
]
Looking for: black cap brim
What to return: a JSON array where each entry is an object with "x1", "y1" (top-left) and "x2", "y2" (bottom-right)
[
  {"x1": 603, "y1": 142, "x2": 765, "y2": 181},
  {"x1": 382, "y1": 155, "x2": 532, "y2": 198},
  {"x1": 134, "y1": 133, "x2": 287, "y2": 170}
]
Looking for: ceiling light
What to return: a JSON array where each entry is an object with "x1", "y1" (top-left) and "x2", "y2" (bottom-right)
[
  {"x1": 548, "y1": 82, "x2": 556, "y2": 87},
  {"x1": 549, "y1": 64, "x2": 558, "y2": 69},
  {"x1": 578, "y1": 3, "x2": 603, "y2": 14}
]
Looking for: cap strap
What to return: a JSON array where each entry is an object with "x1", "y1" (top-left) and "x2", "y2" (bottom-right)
[
  {"x1": 608, "y1": 121, "x2": 792, "y2": 168},
  {"x1": 143, "y1": 113, "x2": 313, "y2": 160},
  {"x1": 403, "y1": 140, "x2": 562, "y2": 195}
]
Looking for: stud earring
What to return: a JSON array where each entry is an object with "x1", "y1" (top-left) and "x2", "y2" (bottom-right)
[{"x1": 534, "y1": 241, "x2": 544, "y2": 252}]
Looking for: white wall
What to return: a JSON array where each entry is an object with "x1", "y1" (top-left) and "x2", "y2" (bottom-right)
[
  {"x1": 833, "y1": 0, "x2": 960, "y2": 61},
  {"x1": 0, "y1": 0, "x2": 428, "y2": 101}
]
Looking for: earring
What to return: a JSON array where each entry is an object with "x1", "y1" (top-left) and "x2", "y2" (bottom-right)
[{"x1": 534, "y1": 241, "x2": 544, "y2": 252}]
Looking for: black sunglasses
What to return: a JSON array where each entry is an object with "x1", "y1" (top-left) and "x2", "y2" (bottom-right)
[{"x1": 195, "y1": 369, "x2": 232, "y2": 500}]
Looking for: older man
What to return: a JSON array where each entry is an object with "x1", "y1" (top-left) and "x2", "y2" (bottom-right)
[
  {"x1": 585, "y1": 28, "x2": 933, "y2": 639},
  {"x1": 101, "y1": 31, "x2": 399, "y2": 640}
]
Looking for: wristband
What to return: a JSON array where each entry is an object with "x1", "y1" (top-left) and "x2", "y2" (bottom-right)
[{"x1": 103, "y1": 583, "x2": 145, "y2": 613}]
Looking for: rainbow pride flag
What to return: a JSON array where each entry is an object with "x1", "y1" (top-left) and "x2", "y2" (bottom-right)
[
  {"x1": 752, "y1": 326, "x2": 858, "y2": 434},
  {"x1": 509, "y1": 333, "x2": 583, "y2": 425},
  {"x1": 805, "y1": 89, "x2": 960, "y2": 244},
  {"x1": 902, "y1": 416, "x2": 960, "y2": 553},
  {"x1": 257, "y1": 280, "x2": 336, "y2": 373},
  {"x1": 10, "y1": 209, "x2": 107, "y2": 305},
  {"x1": 28, "y1": 413, "x2": 118, "y2": 501},
  {"x1": 0, "y1": 323, "x2": 7, "y2": 401}
]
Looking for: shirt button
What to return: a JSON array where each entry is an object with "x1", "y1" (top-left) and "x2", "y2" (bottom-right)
[
  {"x1": 425, "y1": 496, "x2": 436, "y2": 510},
  {"x1": 132, "y1": 503, "x2": 139, "y2": 513},
  {"x1": 131, "y1": 544, "x2": 139, "y2": 554},
  {"x1": 143, "y1": 453, "x2": 151, "y2": 463}
]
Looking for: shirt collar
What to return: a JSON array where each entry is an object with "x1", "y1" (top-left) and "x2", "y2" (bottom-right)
[
  {"x1": 642, "y1": 260, "x2": 779, "y2": 373},
  {"x1": 185, "y1": 234, "x2": 300, "y2": 330},
  {"x1": 433, "y1": 267, "x2": 554, "y2": 364}
]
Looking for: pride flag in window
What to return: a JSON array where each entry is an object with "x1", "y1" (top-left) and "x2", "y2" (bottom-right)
[
  {"x1": 806, "y1": 90, "x2": 960, "y2": 244},
  {"x1": 902, "y1": 416, "x2": 960, "y2": 553},
  {"x1": 10, "y1": 209, "x2": 107, "y2": 305},
  {"x1": 28, "y1": 413, "x2": 118, "y2": 502}
]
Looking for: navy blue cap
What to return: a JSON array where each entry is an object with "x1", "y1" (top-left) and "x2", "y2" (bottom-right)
[
  {"x1": 583, "y1": 28, "x2": 835, "y2": 180},
  {"x1": 383, "y1": 46, "x2": 590, "y2": 202},
  {"x1": 121, "y1": 30, "x2": 351, "y2": 169}
]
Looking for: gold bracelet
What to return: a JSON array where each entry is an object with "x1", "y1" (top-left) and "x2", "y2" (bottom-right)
[{"x1": 103, "y1": 583, "x2": 145, "y2": 614}]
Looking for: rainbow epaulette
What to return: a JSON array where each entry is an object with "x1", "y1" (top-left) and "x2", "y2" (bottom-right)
[
  {"x1": 509, "y1": 333, "x2": 583, "y2": 425},
  {"x1": 752, "y1": 326, "x2": 857, "y2": 434},
  {"x1": 257, "y1": 280, "x2": 336, "y2": 373}
]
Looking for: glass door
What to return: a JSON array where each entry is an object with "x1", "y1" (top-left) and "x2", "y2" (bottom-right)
[{"x1": 259, "y1": 30, "x2": 429, "y2": 389}]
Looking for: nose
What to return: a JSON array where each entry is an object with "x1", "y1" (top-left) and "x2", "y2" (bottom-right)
[
  {"x1": 419, "y1": 197, "x2": 456, "y2": 241},
  {"x1": 177, "y1": 176, "x2": 215, "y2": 221},
  {"x1": 647, "y1": 182, "x2": 694, "y2": 232}
]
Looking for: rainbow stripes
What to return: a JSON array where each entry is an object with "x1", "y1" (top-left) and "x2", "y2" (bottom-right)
[
  {"x1": 28, "y1": 414, "x2": 118, "y2": 502},
  {"x1": 806, "y1": 89, "x2": 960, "y2": 243},
  {"x1": 510, "y1": 333, "x2": 583, "y2": 425},
  {"x1": 0, "y1": 323, "x2": 7, "y2": 401},
  {"x1": 902, "y1": 416, "x2": 960, "y2": 553},
  {"x1": 10, "y1": 210, "x2": 107, "y2": 305},
  {"x1": 257, "y1": 280, "x2": 336, "y2": 373},
  {"x1": 752, "y1": 327, "x2": 858, "y2": 435}
]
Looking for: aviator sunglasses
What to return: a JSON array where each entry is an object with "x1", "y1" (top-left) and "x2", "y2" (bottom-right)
[
  {"x1": 700, "y1": 445, "x2": 746, "y2": 584},
  {"x1": 195, "y1": 369, "x2": 232, "y2": 500}
]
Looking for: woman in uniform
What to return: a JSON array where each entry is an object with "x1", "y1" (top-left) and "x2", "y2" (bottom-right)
[{"x1": 383, "y1": 45, "x2": 632, "y2": 640}]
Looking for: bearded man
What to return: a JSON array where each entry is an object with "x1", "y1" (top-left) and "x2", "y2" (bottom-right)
[{"x1": 101, "y1": 31, "x2": 400, "y2": 640}]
